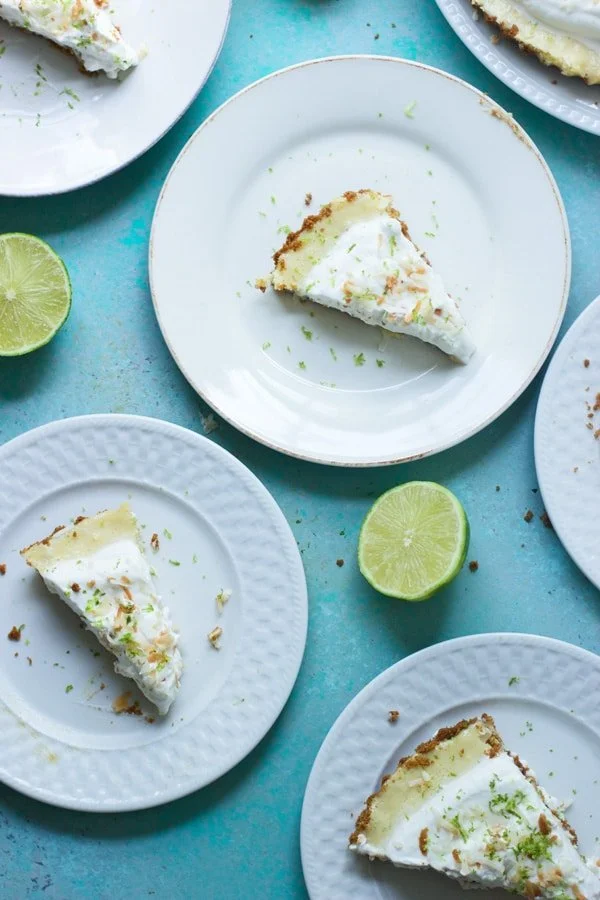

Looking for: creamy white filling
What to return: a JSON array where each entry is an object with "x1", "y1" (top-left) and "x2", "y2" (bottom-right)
[
  {"x1": 41, "y1": 539, "x2": 182, "y2": 715},
  {"x1": 354, "y1": 752, "x2": 600, "y2": 897},
  {"x1": 0, "y1": 0, "x2": 140, "y2": 78},
  {"x1": 518, "y1": 0, "x2": 600, "y2": 53},
  {"x1": 298, "y1": 216, "x2": 475, "y2": 364}
]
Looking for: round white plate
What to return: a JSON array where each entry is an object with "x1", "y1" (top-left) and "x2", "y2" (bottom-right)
[
  {"x1": 301, "y1": 633, "x2": 600, "y2": 899},
  {"x1": 435, "y1": 0, "x2": 600, "y2": 135},
  {"x1": 0, "y1": 0, "x2": 231, "y2": 195},
  {"x1": 150, "y1": 56, "x2": 570, "y2": 467},
  {"x1": 0, "y1": 414, "x2": 307, "y2": 811},
  {"x1": 535, "y1": 295, "x2": 600, "y2": 590}
]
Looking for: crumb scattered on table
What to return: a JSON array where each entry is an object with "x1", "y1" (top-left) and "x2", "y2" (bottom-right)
[
  {"x1": 304, "y1": 192, "x2": 312, "y2": 207},
  {"x1": 388, "y1": 710, "x2": 399, "y2": 723},
  {"x1": 524, "y1": 510, "x2": 534, "y2": 523},
  {"x1": 0, "y1": 563, "x2": 6, "y2": 575},
  {"x1": 200, "y1": 412, "x2": 219, "y2": 434},
  {"x1": 150, "y1": 532, "x2": 160, "y2": 551},
  {"x1": 584, "y1": 359, "x2": 590, "y2": 368},
  {"x1": 336, "y1": 559, "x2": 344, "y2": 568},
  {"x1": 208, "y1": 626, "x2": 223, "y2": 650},
  {"x1": 540, "y1": 511, "x2": 553, "y2": 530},
  {"x1": 255, "y1": 278, "x2": 268, "y2": 293},
  {"x1": 468, "y1": 560, "x2": 479, "y2": 572},
  {"x1": 7, "y1": 626, "x2": 22, "y2": 642}
]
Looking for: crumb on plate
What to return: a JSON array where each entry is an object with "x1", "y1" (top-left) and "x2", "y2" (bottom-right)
[{"x1": 208, "y1": 626, "x2": 223, "y2": 650}]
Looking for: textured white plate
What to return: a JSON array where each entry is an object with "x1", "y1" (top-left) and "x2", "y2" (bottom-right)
[
  {"x1": 435, "y1": 0, "x2": 600, "y2": 134},
  {"x1": 301, "y1": 633, "x2": 600, "y2": 899},
  {"x1": 150, "y1": 56, "x2": 570, "y2": 467},
  {"x1": 0, "y1": 415, "x2": 307, "y2": 811},
  {"x1": 0, "y1": 0, "x2": 230, "y2": 195},
  {"x1": 535, "y1": 295, "x2": 600, "y2": 590}
]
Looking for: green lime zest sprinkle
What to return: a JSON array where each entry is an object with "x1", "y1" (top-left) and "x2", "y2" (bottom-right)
[
  {"x1": 329, "y1": 347, "x2": 337, "y2": 361},
  {"x1": 168, "y1": 559, "x2": 181, "y2": 566},
  {"x1": 163, "y1": 528, "x2": 172, "y2": 540},
  {"x1": 403, "y1": 100, "x2": 416, "y2": 118},
  {"x1": 262, "y1": 341, "x2": 271, "y2": 350},
  {"x1": 301, "y1": 326, "x2": 313, "y2": 341},
  {"x1": 353, "y1": 352, "x2": 366, "y2": 367},
  {"x1": 298, "y1": 361, "x2": 306, "y2": 370},
  {"x1": 376, "y1": 359, "x2": 385, "y2": 368},
  {"x1": 192, "y1": 554, "x2": 198, "y2": 564},
  {"x1": 508, "y1": 676, "x2": 520, "y2": 686},
  {"x1": 489, "y1": 789, "x2": 526, "y2": 820},
  {"x1": 513, "y1": 832, "x2": 553, "y2": 861},
  {"x1": 450, "y1": 814, "x2": 469, "y2": 842},
  {"x1": 65, "y1": 684, "x2": 73, "y2": 694},
  {"x1": 60, "y1": 87, "x2": 80, "y2": 102}
]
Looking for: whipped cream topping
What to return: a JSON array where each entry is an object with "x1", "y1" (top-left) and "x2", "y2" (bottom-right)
[
  {"x1": 0, "y1": 0, "x2": 141, "y2": 78},
  {"x1": 40, "y1": 538, "x2": 182, "y2": 715},
  {"x1": 353, "y1": 751, "x2": 600, "y2": 898},
  {"x1": 518, "y1": 0, "x2": 600, "y2": 52},
  {"x1": 298, "y1": 215, "x2": 475, "y2": 364}
]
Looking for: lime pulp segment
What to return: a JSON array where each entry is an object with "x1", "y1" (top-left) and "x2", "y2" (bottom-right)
[
  {"x1": 0, "y1": 233, "x2": 71, "y2": 356},
  {"x1": 358, "y1": 481, "x2": 469, "y2": 601}
]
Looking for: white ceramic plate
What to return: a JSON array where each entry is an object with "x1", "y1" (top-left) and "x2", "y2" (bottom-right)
[
  {"x1": 0, "y1": 414, "x2": 307, "y2": 811},
  {"x1": 535, "y1": 295, "x2": 600, "y2": 590},
  {"x1": 434, "y1": 0, "x2": 600, "y2": 134},
  {"x1": 0, "y1": 0, "x2": 230, "y2": 195},
  {"x1": 301, "y1": 633, "x2": 600, "y2": 899},
  {"x1": 150, "y1": 56, "x2": 570, "y2": 467}
]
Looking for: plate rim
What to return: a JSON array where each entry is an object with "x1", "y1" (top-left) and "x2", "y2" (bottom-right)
[
  {"x1": 534, "y1": 293, "x2": 600, "y2": 591},
  {"x1": 433, "y1": 0, "x2": 600, "y2": 136},
  {"x1": 149, "y1": 53, "x2": 571, "y2": 468},
  {"x1": 0, "y1": 412, "x2": 308, "y2": 812},
  {"x1": 300, "y1": 631, "x2": 600, "y2": 898},
  {"x1": 0, "y1": 0, "x2": 232, "y2": 198}
]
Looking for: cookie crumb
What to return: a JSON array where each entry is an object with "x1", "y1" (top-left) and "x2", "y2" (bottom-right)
[
  {"x1": 208, "y1": 625, "x2": 223, "y2": 650},
  {"x1": 304, "y1": 192, "x2": 312, "y2": 207},
  {"x1": 71, "y1": 583, "x2": 80, "y2": 593},
  {"x1": 7, "y1": 626, "x2": 21, "y2": 642},
  {"x1": 255, "y1": 277, "x2": 268, "y2": 293},
  {"x1": 27, "y1": 657, "x2": 32, "y2": 666},
  {"x1": 0, "y1": 563, "x2": 6, "y2": 575},
  {"x1": 523, "y1": 509, "x2": 534, "y2": 523},
  {"x1": 540, "y1": 511, "x2": 553, "y2": 530},
  {"x1": 150, "y1": 532, "x2": 160, "y2": 551},
  {"x1": 584, "y1": 359, "x2": 590, "y2": 368},
  {"x1": 336, "y1": 559, "x2": 344, "y2": 568},
  {"x1": 468, "y1": 560, "x2": 479, "y2": 572},
  {"x1": 388, "y1": 710, "x2": 400, "y2": 723}
]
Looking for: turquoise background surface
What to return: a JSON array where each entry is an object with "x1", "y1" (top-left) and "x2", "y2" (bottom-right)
[{"x1": 1, "y1": 0, "x2": 600, "y2": 897}]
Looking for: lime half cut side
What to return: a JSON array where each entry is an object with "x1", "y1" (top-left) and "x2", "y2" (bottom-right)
[
  {"x1": 358, "y1": 481, "x2": 469, "y2": 601},
  {"x1": 0, "y1": 233, "x2": 71, "y2": 356}
]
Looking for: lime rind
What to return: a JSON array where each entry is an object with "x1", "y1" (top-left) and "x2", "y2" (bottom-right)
[
  {"x1": 358, "y1": 481, "x2": 469, "y2": 602},
  {"x1": 0, "y1": 232, "x2": 71, "y2": 357}
]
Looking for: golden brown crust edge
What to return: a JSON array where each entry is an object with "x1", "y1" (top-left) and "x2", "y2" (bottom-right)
[
  {"x1": 349, "y1": 715, "x2": 500, "y2": 846},
  {"x1": 470, "y1": 0, "x2": 598, "y2": 86},
  {"x1": 271, "y1": 189, "x2": 406, "y2": 272}
]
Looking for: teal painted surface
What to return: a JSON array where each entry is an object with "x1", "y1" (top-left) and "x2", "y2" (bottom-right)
[{"x1": 1, "y1": 0, "x2": 600, "y2": 897}]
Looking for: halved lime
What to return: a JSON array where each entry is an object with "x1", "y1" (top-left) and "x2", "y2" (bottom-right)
[
  {"x1": 358, "y1": 482, "x2": 469, "y2": 601},
  {"x1": 0, "y1": 233, "x2": 71, "y2": 356}
]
